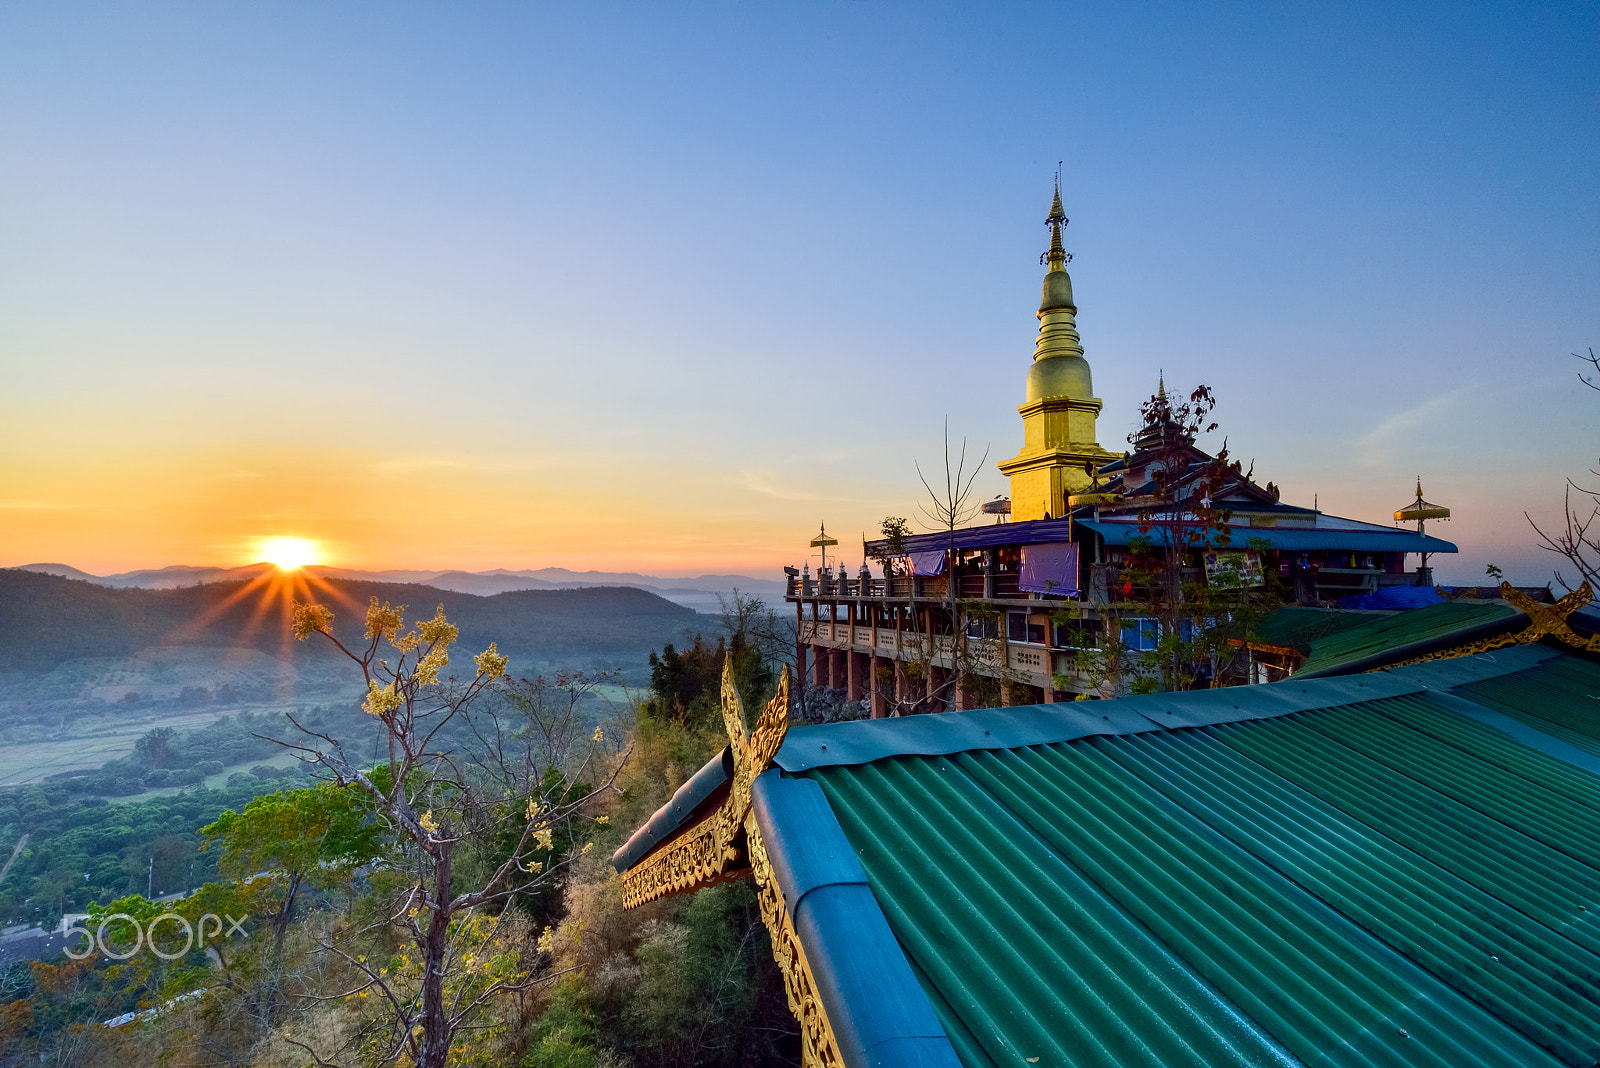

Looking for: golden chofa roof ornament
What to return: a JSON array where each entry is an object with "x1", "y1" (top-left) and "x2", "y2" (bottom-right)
[{"x1": 1395, "y1": 477, "x2": 1451, "y2": 524}]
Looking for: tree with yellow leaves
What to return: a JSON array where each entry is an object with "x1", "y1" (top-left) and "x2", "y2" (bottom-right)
[{"x1": 284, "y1": 596, "x2": 626, "y2": 1068}]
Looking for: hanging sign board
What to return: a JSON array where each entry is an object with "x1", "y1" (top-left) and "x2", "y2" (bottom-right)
[{"x1": 1205, "y1": 550, "x2": 1265, "y2": 589}]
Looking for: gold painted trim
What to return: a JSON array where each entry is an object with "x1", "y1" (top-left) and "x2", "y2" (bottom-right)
[
  {"x1": 618, "y1": 803, "x2": 748, "y2": 909},
  {"x1": 1382, "y1": 581, "x2": 1599, "y2": 670},
  {"x1": 619, "y1": 662, "x2": 845, "y2": 1065},
  {"x1": 747, "y1": 813, "x2": 847, "y2": 1068},
  {"x1": 620, "y1": 662, "x2": 790, "y2": 908}
]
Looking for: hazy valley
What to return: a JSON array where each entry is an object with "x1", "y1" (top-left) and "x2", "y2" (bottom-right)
[
  {"x1": 0, "y1": 565, "x2": 775, "y2": 948},
  {"x1": 0, "y1": 567, "x2": 737, "y2": 790}
]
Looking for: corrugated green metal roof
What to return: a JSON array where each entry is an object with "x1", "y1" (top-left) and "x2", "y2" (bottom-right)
[
  {"x1": 618, "y1": 647, "x2": 1600, "y2": 1068},
  {"x1": 1296, "y1": 600, "x2": 1519, "y2": 677},
  {"x1": 1244, "y1": 606, "x2": 1396, "y2": 653},
  {"x1": 1450, "y1": 653, "x2": 1600, "y2": 758},
  {"x1": 801, "y1": 672, "x2": 1600, "y2": 1067}
]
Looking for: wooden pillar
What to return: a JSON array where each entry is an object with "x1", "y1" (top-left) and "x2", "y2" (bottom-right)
[
  {"x1": 811, "y1": 644, "x2": 825, "y2": 687},
  {"x1": 794, "y1": 600, "x2": 804, "y2": 687},
  {"x1": 847, "y1": 650, "x2": 862, "y2": 702},
  {"x1": 1043, "y1": 612, "x2": 1057, "y2": 704},
  {"x1": 929, "y1": 666, "x2": 947, "y2": 715},
  {"x1": 870, "y1": 655, "x2": 888, "y2": 718}
]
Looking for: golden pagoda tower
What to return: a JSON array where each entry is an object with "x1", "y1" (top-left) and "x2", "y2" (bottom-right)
[{"x1": 997, "y1": 182, "x2": 1119, "y2": 521}]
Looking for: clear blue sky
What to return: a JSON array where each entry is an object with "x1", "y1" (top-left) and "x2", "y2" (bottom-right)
[{"x1": 1, "y1": 2, "x2": 1596, "y2": 584}]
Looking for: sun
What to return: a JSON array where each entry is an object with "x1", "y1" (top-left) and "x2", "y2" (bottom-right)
[{"x1": 257, "y1": 536, "x2": 321, "y2": 570}]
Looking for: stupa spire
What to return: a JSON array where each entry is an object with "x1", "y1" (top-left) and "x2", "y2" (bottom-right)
[
  {"x1": 1033, "y1": 173, "x2": 1083, "y2": 363},
  {"x1": 1045, "y1": 176, "x2": 1068, "y2": 271},
  {"x1": 999, "y1": 176, "x2": 1117, "y2": 521}
]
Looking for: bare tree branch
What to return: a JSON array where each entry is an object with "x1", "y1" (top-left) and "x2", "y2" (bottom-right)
[{"x1": 1527, "y1": 349, "x2": 1600, "y2": 594}]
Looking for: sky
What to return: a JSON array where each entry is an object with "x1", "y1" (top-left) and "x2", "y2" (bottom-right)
[{"x1": 1, "y1": 2, "x2": 1596, "y2": 585}]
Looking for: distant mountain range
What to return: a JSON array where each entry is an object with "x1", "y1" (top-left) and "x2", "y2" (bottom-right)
[
  {"x1": 10, "y1": 563, "x2": 786, "y2": 614},
  {"x1": 0, "y1": 568, "x2": 722, "y2": 681}
]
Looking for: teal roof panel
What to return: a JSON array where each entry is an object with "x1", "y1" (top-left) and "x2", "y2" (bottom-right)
[
  {"x1": 788, "y1": 653, "x2": 1600, "y2": 1067},
  {"x1": 1245, "y1": 606, "x2": 1397, "y2": 653},
  {"x1": 1451, "y1": 654, "x2": 1600, "y2": 758},
  {"x1": 807, "y1": 712, "x2": 1579, "y2": 1066},
  {"x1": 1295, "y1": 601, "x2": 1520, "y2": 677},
  {"x1": 620, "y1": 647, "x2": 1600, "y2": 1067}
]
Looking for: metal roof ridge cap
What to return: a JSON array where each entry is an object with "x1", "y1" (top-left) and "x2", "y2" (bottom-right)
[
  {"x1": 775, "y1": 702, "x2": 1161, "y2": 772},
  {"x1": 750, "y1": 771, "x2": 868, "y2": 914},
  {"x1": 1116, "y1": 671, "x2": 1424, "y2": 725},
  {"x1": 776, "y1": 674, "x2": 1428, "y2": 771},
  {"x1": 751, "y1": 771, "x2": 960, "y2": 1068},
  {"x1": 1383, "y1": 643, "x2": 1561, "y2": 688},
  {"x1": 611, "y1": 745, "x2": 732, "y2": 873}
]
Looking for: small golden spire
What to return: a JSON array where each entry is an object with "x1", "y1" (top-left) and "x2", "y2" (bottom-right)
[
  {"x1": 1416, "y1": 476, "x2": 1424, "y2": 497},
  {"x1": 1045, "y1": 172, "x2": 1068, "y2": 271},
  {"x1": 1157, "y1": 371, "x2": 1167, "y2": 401}
]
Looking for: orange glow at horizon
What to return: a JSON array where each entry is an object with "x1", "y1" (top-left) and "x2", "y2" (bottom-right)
[{"x1": 0, "y1": 436, "x2": 858, "y2": 579}]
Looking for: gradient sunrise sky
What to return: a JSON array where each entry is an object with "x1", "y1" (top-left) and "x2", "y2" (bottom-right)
[{"x1": 2, "y1": 2, "x2": 1596, "y2": 584}]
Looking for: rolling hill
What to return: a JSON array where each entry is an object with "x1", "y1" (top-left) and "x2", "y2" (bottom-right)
[
  {"x1": 7, "y1": 561, "x2": 787, "y2": 613},
  {"x1": 0, "y1": 568, "x2": 711, "y2": 681}
]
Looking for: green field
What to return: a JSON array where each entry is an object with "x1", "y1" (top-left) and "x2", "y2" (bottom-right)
[
  {"x1": 0, "y1": 710, "x2": 239, "y2": 787},
  {"x1": 112, "y1": 747, "x2": 310, "y2": 804}
]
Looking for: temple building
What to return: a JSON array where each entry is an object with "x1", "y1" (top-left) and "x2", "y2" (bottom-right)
[
  {"x1": 786, "y1": 186, "x2": 1457, "y2": 708},
  {"x1": 614, "y1": 598, "x2": 1600, "y2": 1068},
  {"x1": 615, "y1": 187, "x2": 1600, "y2": 1067}
]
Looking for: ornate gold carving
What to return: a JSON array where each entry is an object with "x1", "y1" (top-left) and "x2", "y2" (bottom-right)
[
  {"x1": 747, "y1": 814, "x2": 846, "y2": 1068},
  {"x1": 618, "y1": 662, "x2": 844, "y2": 1064},
  {"x1": 1382, "y1": 581, "x2": 1600, "y2": 670},
  {"x1": 618, "y1": 805, "x2": 745, "y2": 909},
  {"x1": 618, "y1": 662, "x2": 845, "y2": 1065},
  {"x1": 620, "y1": 663, "x2": 790, "y2": 908}
]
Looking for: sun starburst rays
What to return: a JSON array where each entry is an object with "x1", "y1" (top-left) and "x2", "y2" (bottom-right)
[{"x1": 150, "y1": 548, "x2": 370, "y2": 702}]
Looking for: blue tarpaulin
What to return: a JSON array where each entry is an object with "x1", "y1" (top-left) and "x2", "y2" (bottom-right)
[
  {"x1": 1020, "y1": 541, "x2": 1079, "y2": 595},
  {"x1": 1337, "y1": 585, "x2": 1444, "y2": 610},
  {"x1": 907, "y1": 551, "x2": 946, "y2": 576}
]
